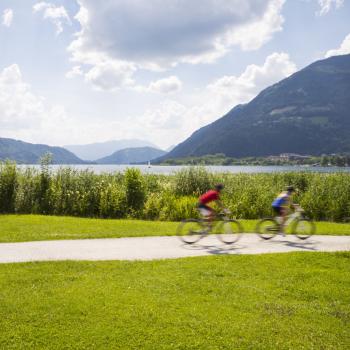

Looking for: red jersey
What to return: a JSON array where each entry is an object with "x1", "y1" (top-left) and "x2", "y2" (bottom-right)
[{"x1": 199, "y1": 190, "x2": 219, "y2": 204}]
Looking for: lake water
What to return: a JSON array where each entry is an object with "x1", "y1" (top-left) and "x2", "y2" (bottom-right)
[{"x1": 18, "y1": 164, "x2": 350, "y2": 175}]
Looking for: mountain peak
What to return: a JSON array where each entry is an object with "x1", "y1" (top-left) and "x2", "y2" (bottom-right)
[{"x1": 162, "y1": 54, "x2": 350, "y2": 160}]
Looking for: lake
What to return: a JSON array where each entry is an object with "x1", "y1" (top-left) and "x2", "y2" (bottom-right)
[{"x1": 18, "y1": 164, "x2": 350, "y2": 174}]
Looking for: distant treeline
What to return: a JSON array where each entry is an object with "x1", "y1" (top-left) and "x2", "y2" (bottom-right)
[
  {"x1": 0, "y1": 161, "x2": 349, "y2": 222},
  {"x1": 161, "y1": 153, "x2": 350, "y2": 167}
]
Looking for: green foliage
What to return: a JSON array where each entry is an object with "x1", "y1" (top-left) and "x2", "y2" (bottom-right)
[
  {"x1": 0, "y1": 161, "x2": 17, "y2": 213},
  {"x1": 99, "y1": 180, "x2": 127, "y2": 218},
  {"x1": 157, "y1": 192, "x2": 198, "y2": 221},
  {"x1": 124, "y1": 168, "x2": 146, "y2": 216},
  {"x1": 173, "y1": 166, "x2": 214, "y2": 196},
  {"x1": 15, "y1": 167, "x2": 39, "y2": 213},
  {"x1": 0, "y1": 162, "x2": 349, "y2": 221},
  {"x1": 37, "y1": 153, "x2": 53, "y2": 214}
]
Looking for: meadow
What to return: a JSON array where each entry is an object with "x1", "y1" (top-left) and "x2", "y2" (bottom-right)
[
  {"x1": 0, "y1": 215, "x2": 349, "y2": 243},
  {"x1": 0, "y1": 252, "x2": 349, "y2": 349},
  {"x1": 1, "y1": 161, "x2": 349, "y2": 222}
]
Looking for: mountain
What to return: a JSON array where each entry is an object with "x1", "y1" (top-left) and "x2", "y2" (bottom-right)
[
  {"x1": 96, "y1": 147, "x2": 167, "y2": 164},
  {"x1": 65, "y1": 139, "x2": 159, "y2": 161},
  {"x1": 166, "y1": 145, "x2": 176, "y2": 152},
  {"x1": 161, "y1": 54, "x2": 350, "y2": 160},
  {"x1": 0, "y1": 138, "x2": 87, "y2": 164}
]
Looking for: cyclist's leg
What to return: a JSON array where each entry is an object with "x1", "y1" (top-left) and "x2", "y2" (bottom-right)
[
  {"x1": 273, "y1": 206, "x2": 285, "y2": 233},
  {"x1": 279, "y1": 207, "x2": 289, "y2": 234},
  {"x1": 198, "y1": 204, "x2": 215, "y2": 229}
]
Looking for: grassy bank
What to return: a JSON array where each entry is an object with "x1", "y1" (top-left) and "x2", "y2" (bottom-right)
[
  {"x1": 1, "y1": 162, "x2": 349, "y2": 221},
  {"x1": 0, "y1": 215, "x2": 349, "y2": 242},
  {"x1": 0, "y1": 252, "x2": 349, "y2": 349}
]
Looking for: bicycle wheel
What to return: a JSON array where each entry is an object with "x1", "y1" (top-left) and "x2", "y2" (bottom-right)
[
  {"x1": 216, "y1": 219, "x2": 243, "y2": 244},
  {"x1": 292, "y1": 218, "x2": 315, "y2": 239},
  {"x1": 177, "y1": 219, "x2": 205, "y2": 244},
  {"x1": 256, "y1": 218, "x2": 279, "y2": 240}
]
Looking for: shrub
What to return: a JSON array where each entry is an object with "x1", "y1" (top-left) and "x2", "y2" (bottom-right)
[
  {"x1": 173, "y1": 166, "x2": 213, "y2": 196},
  {"x1": 99, "y1": 182, "x2": 127, "y2": 218},
  {"x1": 15, "y1": 167, "x2": 39, "y2": 213},
  {"x1": 0, "y1": 162, "x2": 349, "y2": 222},
  {"x1": 124, "y1": 168, "x2": 146, "y2": 216},
  {"x1": 0, "y1": 161, "x2": 18, "y2": 213}
]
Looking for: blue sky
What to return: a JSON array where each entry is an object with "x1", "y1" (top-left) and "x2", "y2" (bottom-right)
[{"x1": 1, "y1": 0, "x2": 349, "y2": 149}]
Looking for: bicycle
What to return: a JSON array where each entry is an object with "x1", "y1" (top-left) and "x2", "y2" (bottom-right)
[
  {"x1": 177, "y1": 210, "x2": 243, "y2": 245},
  {"x1": 256, "y1": 205, "x2": 315, "y2": 240}
]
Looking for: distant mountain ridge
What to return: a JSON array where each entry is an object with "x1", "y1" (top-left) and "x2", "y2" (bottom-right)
[
  {"x1": 65, "y1": 139, "x2": 160, "y2": 161},
  {"x1": 0, "y1": 138, "x2": 87, "y2": 164},
  {"x1": 97, "y1": 147, "x2": 166, "y2": 164},
  {"x1": 161, "y1": 54, "x2": 350, "y2": 160}
]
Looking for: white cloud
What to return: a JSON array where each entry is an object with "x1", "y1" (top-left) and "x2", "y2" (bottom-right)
[
  {"x1": 140, "y1": 76, "x2": 183, "y2": 94},
  {"x1": 0, "y1": 64, "x2": 72, "y2": 144},
  {"x1": 0, "y1": 64, "x2": 45, "y2": 130},
  {"x1": 0, "y1": 52, "x2": 297, "y2": 149},
  {"x1": 2, "y1": 8, "x2": 13, "y2": 27},
  {"x1": 133, "y1": 52, "x2": 297, "y2": 147},
  {"x1": 33, "y1": 2, "x2": 71, "y2": 35},
  {"x1": 208, "y1": 52, "x2": 297, "y2": 107},
  {"x1": 65, "y1": 65, "x2": 83, "y2": 79},
  {"x1": 224, "y1": 0, "x2": 285, "y2": 51},
  {"x1": 141, "y1": 101, "x2": 187, "y2": 129},
  {"x1": 84, "y1": 61, "x2": 136, "y2": 91},
  {"x1": 325, "y1": 33, "x2": 350, "y2": 57},
  {"x1": 317, "y1": 0, "x2": 344, "y2": 15},
  {"x1": 67, "y1": 0, "x2": 285, "y2": 90},
  {"x1": 0, "y1": 64, "x2": 146, "y2": 146}
]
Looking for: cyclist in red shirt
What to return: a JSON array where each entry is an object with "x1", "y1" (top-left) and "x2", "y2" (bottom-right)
[{"x1": 198, "y1": 184, "x2": 224, "y2": 220}]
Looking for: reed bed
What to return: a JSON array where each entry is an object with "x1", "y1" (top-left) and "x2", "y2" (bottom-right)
[{"x1": 0, "y1": 162, "x2": 349, "y2": 222}]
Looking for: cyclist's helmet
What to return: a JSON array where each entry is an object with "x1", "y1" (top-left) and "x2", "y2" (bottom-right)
[
  {"x1": 286, "y1": 186, "x2": 295, "y2": 193},
  {"x1": 215, "y1": 183, "x2": 224, "y2": 191}
]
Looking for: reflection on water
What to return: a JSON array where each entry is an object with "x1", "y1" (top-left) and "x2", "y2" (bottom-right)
[{"x1": 17, "y1": 164, "x2": 350, "y2": 175}]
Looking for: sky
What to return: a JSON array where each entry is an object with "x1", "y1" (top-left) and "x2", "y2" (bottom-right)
[{"x1": 0, "y1": 0, "x2": 350, "y2": 150}]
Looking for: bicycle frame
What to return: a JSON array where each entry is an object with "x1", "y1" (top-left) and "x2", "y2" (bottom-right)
[
  {"x1": 284, "y1": 210, "x2": 302, "y2": 227},
  {"x1": 178, "y1": 209, "x2": 243, "y2": 245}
]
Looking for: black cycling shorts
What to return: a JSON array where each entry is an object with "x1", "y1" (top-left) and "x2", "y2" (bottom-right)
[
  {"x1": 272, "y1": 206, "x2": 283, "y2": 216},
  {"x1": 198, "y1": 203, "x2": 212, "y2": 211}
]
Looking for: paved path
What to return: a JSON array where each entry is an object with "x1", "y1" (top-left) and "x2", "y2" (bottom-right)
[{"x1": 1, "y1": 234, "x2": 350, "y2": 263}]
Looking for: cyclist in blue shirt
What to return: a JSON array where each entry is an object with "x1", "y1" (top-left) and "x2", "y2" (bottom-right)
[{"x1": 272, "y1": 186, "x2": 296, "y2": 229}]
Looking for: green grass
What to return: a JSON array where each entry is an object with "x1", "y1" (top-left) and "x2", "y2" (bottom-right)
[
  {"x1": 0, "y1": 252, "x2": 349, "y2": 349},
  {"x1": 0, "y1": 214, "x2": 349, "y2": 243}
]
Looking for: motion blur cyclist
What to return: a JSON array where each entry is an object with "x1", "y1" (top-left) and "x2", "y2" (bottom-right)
[
  {"x1": 197, "y1": 183, "x2": 225, "y2": 222},
  {"x1": 272, "y1": 186, "x2": 297, "y2": 232}
]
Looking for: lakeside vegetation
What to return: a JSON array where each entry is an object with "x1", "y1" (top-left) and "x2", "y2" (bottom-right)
[
  {"x1": 1, "y1": 253, "x2": 349, "y2": 349},
  {"x1": 0, "y1": 160, "x2": 349, "y2": 222},
  {"x1": 161, "y1": 153, "x2": 350, "y2": 166},
  {"x1": 1, "y1": 215, "x2": 349, "y2": 242}
]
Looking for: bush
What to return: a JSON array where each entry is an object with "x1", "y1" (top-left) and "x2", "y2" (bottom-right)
[
  {"x1": 0, "y1": 162, "x2": 349, "y2": 222},
  {"x1": 37, "y1": 154, "x2": 52, "y2": 214},
  {"x1": 15, "y1": 167, "x2": 39, "y2": 213},
  {"x1": 173, "y1": 166, "x2": 213, "y2": 196},
  {"x1": 124, "y1": 168, "x2": 146, "y2": 216},
  {"x1": 0, "y1": 161, "x2": 18, "y2": 213},
  {"x1": 99, "y1": 182, "x2": 127, "y2": 218}
]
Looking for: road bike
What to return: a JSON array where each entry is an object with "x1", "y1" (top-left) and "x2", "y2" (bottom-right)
[
  {"x1": 177, "y1": 210, "x2": 243, "y2": 245},
  {"x1": 256, "y1": 205, "x2": 315, "y2": 240}
]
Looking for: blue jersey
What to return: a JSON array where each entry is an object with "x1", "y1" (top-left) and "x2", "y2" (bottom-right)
[{"x1": 272, "y1": 192, "x2": 289, "y2": 208}]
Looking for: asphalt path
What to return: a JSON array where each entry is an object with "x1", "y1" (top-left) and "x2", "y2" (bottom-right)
[{"x1": 0, "y1": 234, "x2": 350, "y2": 263}]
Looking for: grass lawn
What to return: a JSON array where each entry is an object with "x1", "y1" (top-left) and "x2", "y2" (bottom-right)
[
  {"x1": 0, "y1": 252, "x2": 349, "y2": 349},
  {"x1": 0, "y1": 214, "x2": 349, "y2": 243}
]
